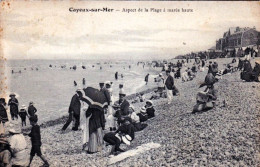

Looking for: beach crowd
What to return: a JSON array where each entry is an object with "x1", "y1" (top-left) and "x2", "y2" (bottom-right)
[{"x1": 0, "y1": 53, "x2": 260, "y2": 166}]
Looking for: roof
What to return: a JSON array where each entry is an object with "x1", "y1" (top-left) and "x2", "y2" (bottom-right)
[{"x1": 208, "y1": 46, "x2": 216, "y2": 50}]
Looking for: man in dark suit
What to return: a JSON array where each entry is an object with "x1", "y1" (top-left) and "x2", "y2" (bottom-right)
[
  {"x1": 114, "y1": 92, "x2": 130, "y2": 125},
  {"x1": 99, "y1": 82, "x2": 111, "y2": 105},
  {"x1": 165, "y1": 70, "x2": 174, "y2": 104},
  {"x1": 61, "y1": 89, "x2": 82, "y2": 131}
]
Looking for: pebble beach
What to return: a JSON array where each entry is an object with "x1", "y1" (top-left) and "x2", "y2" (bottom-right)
[{"x1": 15, "y1": 58, "x2": 260, "y2": 167}]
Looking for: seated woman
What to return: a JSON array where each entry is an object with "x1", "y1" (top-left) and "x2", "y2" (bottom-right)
[
  {"x1": 137, "y1": 107, "x2": 148, "y2": 122},
  {"x1": 192, "y1": 84, "x2": 217, "y2": 113},
  {"x1": 145, "y1": 100, "x2": 155, "y2": 119},
  {"x1": 103, "y1": 118, "x2": 135, "y2": 155},
  {"x1": 240, "y1": 60, "x2": 260, "y2": 82},
  {"x1": 128, "y1": 106, "x2": 147, "y2": 132}
]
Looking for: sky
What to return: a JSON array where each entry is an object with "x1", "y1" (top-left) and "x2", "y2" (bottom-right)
[{"x1": 0, "y1": 1, "x2": 260, "y2": 60}]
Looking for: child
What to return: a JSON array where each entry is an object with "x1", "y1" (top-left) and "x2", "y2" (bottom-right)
[
  {"x1": 19, "y1": 105, "x2": 28, "y2": 127},
  {"x1": 145, "y1": 100, "x2": 155, "y2": 119},
  {"x1": 28, "y1": 116, "x2": 49, "y2": 167}
]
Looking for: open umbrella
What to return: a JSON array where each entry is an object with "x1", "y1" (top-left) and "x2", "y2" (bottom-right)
[{"x1": 79, "y1": 87, "x2": 108, "y2": 110}]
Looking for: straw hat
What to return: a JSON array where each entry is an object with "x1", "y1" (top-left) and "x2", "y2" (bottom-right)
[
  {"x1": 105, "y1": 81, "x2": 111, "y2": 86},
  {"x1": 119, "y1": 89, "x2": 126, "y2": 96},
  {"x1": 146, "y1": 100, "x2": 153, "y2": 106},
  {"x1": 21, "y1": 105, "x2": 26, "y2": 109},
  {"x1": 122, "y1": 135, "x2": 132, "y2": 146},
  {"x1": 9, "y1": 122, "x2": 22, "y2": 134},
  {"x1": 140, "y1": 107, "x2": 146, "y2": 113}
]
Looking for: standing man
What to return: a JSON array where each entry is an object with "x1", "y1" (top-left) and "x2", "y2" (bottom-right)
[
  {"x1": 61, "y1": 89, "x2": 82, "y2": 131},
  {"x1": 156, "y1": 73, "x2": 165, "y2": 97},
  {"x1": 8, "y1": 93, "x2": 19, "y2": 120},
  {"x1": 28, "y1": 101, "x2": 37, "y2": 117},
  {"x1": 165, "y1": 70, "x2": 174, "y2": 104},
  {"x1": 100, "y1": 82, "x2": 111, "y2": 106}
]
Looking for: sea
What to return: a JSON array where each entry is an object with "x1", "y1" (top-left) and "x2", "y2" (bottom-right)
[{"x1": 4, "y1": 59, "x2": 161, "y2": 123}]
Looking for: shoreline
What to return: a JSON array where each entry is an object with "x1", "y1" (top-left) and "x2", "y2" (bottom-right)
[{"x1": 20, "y1": 86, "x2": 157, "y2": 132}]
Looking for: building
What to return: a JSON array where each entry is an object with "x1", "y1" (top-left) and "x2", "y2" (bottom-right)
[{"x1": 216, "y1": 27, "x2": 259, "y2": 51}]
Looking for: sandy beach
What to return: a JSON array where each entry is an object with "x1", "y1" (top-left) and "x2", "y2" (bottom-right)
[{"x1": 8, "y1": 58, "x2": 258, "y2": 167}]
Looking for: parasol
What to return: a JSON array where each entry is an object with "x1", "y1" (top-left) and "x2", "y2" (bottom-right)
[{"x1": 79, "y1": 87, "x2": 108, "y2": 110}]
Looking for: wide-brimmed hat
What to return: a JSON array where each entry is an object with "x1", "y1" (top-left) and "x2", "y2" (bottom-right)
[
  {"x1": 140, "y1": 107, "x2": 146, "y2": 113},
  {"x1": 159, "y1": 73, "x2": 163, "y2": 76},
  {"x1": 119, "y1": 89, "x2": 126, "y2": 96},
  {"x1": 29, "y1": 101, "x2": 34, "y2": 105},
  {"x1": 146, "y1": 100, "x2": 153, "y2": 106},
  {"x1": 21, "y1": 105, "x2": 26, "y2": 109},
  {"x1": 9, "y1": 93, "x2": 16, "y2": 97},
  {"x1": 122, "y1": 135, "x2": 132, "y2": 146},
  {"x1": 9, "y1": 123, "x2": 22, "y2": 134}
]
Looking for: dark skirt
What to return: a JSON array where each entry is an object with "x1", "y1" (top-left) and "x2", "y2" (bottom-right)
[{"x1": 0, "y1": 106, "x2": 8, "y2": 123}]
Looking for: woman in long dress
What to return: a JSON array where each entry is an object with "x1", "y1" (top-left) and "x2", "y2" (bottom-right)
[
  {"x1": 85, "y1": 107, "x2": 105, "y2": 154},
  {"x1": 0, "y1": 98, "x2": 8, "y2": 135}
]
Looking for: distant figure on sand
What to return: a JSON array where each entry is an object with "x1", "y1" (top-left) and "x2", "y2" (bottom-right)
[
  {"x1": 145, "y1": 74, "x2": 149, "y2": 85},
  {"x1": 165, "y1": 70, "x2": 174, "y2": 104},
  {"x1": 62, "y1": 89, "x2": 82, "y2": 131},
  {"x1": 115, "y1": 72, "x2": 118, "y2": 80},
  {"x1": 74, "y1": 81, "x2": 77, "y2": 86},
  {"x1": 8, "y1": 93, "x2": 19, "y2": 120},
  {"x1": 83, "y1": 78, "x2": 86, "y2": 86},
  {"x1": 156, "y1": 73, "x2": 165, "y2": 97},
  {"x1": 121, "y1": 74, "x2": 124, "y2": 78}
]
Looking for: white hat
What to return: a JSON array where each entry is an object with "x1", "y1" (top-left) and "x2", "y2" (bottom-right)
[
  {"x1": 119, "y1": 89, "x2": 126, "y2": 96},
  {"x1": 146, "y1": 100, "x2": 153, "y2": 106},
  {"x1": 159, "y1": 73, "x2": 163, "y2": 76},
  {"x1": 140, "y1": 107, "x2": 146, "y2": 113},
  {"x1": 21, "y1": 105, "x2": 26, "y2": 109},
  {"x1": 122, "y1": 135, "x2": 132, "y2": 145}
]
